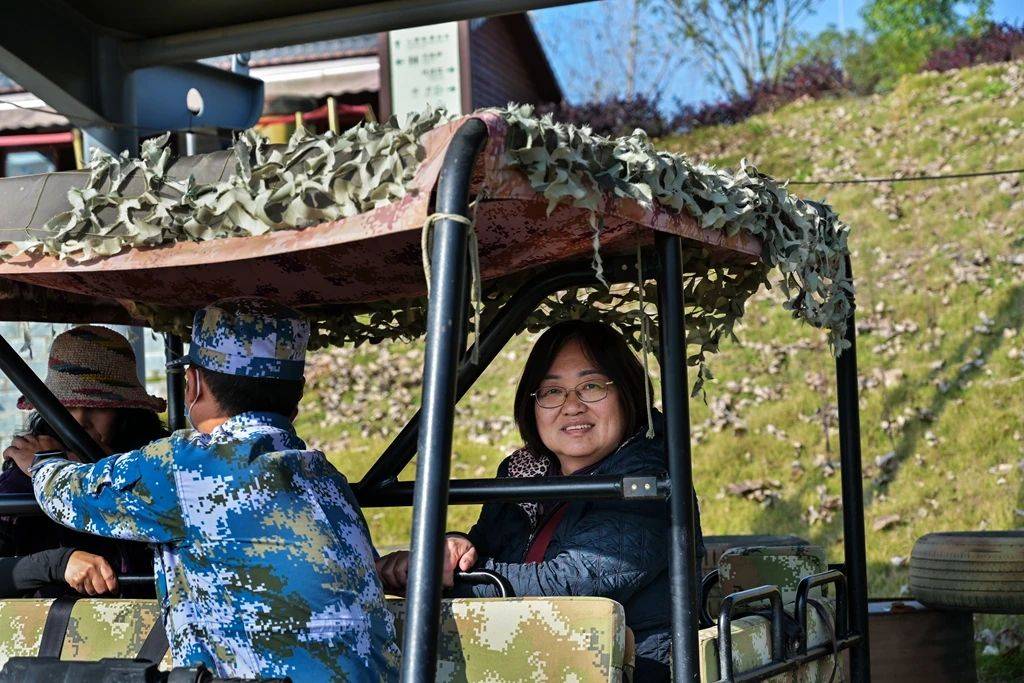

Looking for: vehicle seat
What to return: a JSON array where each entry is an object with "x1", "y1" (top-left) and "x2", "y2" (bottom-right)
[
  {"x1": 386, "y1": 596, "x2": 631, "y2": 682},
  {"x1": 697, "y1": 597, "x2": 843, "y2": 681},
  {"x1": 0, "y1": 599, "x2": 170, "y2": 670},
  {"x1": 718, "y1": 545, "x2": 827, "y2": 606}
]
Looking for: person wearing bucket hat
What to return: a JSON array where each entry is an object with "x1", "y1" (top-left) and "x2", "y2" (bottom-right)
[
  {"x1": 0, "y1": 326, "x2": 168, "y2": 598},
  {"x1": 25, "y1": 297, "x2": 400, "y2": 682}
]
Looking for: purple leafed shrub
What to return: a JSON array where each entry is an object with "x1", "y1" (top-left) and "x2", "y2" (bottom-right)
[
  {"x1": 924, "y1": 23, "x2": 1024, "y2": 72},
  {"x1": 674, "y1": 61, "x2": 849, "y2": 131},
  {"x1": 536, "y1": 95, "x2": 674, "y2": 139}
]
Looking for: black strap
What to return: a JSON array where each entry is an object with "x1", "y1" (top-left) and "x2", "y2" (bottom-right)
[
  {"x1": 38, "y1": 596, "x2": 77, "y2": 658},
  {"x1": 807, "y1": 597, "x2": 842, "y2": 683},
  {"x1": 136, "y1": 614, "x2": 170, "y2": 664}
]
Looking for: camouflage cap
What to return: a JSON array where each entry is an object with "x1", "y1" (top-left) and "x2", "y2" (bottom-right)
[{"x1": 167, "y1": 297, "x2": 310, "y2": 380}]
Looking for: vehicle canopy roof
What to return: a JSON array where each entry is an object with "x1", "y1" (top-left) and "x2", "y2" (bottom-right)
[{"x1": 0, "y1": 107, "x2": 851, "y2": 366}]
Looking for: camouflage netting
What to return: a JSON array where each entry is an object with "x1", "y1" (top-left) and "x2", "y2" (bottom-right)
[{"x1": 6, "y1": 105, "x2": 852, "y2": 394}]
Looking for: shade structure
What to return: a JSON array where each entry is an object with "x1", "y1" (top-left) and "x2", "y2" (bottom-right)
[{"x1": 0, "y1": 113, "x2": 762, "y2": 325}]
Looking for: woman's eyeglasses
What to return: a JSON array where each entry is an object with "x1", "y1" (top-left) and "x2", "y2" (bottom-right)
[{"x1": 531, "y1": 380, "x2": 615, "y2": 409}]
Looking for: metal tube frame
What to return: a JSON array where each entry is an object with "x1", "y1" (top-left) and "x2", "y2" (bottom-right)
[
  {"x1": 835, "y1": 253, "x2": 870, "y2": 681},
  {"x1": 357, "y1": 255, "x2": 644, "y2": 494},
  {"x1": 0, "y1": 127, "x2": 870, "y2": 683},
  {"x1": 164, "y1": 334, "x2": 186, "y2": 431},
  {"x1": 718, "y1": 585, "x2": 786, "y2": 679},
  {"x1": 0, "y1": 333, "x2": 106, "y2": 463},
  {"x1": 656, "y1": 232, "x2": 701, "y2": 682},
  {"x1": 400, "y1": 117, "x2": 487, "y2": 683}
]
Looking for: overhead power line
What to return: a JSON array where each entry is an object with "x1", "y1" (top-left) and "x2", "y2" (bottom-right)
[
  {"x1": 790, "y1": 167, "x2": 1024, "y2": 185},
  {"x1": 3, "y1": 99, "x2": 1023, "y2": 187}
]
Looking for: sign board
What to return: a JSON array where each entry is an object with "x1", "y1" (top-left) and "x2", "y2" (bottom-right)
[{"x1": 387, "y1": 22, "x2": 464, "y2": 119}]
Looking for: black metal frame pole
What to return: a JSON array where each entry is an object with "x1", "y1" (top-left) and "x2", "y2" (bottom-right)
[
  {"x1": 0, "y1": 333, "x2": 106, "y2": 463},
  {"x1": 164, "y1": 334, "x2": 186, "y2": 431},
  {"x1": 401, "y1": 117, "x2": 487, "y2": 683},
  {"x1": 655, "y1": 232, "x2": 701, "y2": 682},
  {"x1": 835, "y1": 254, "x2": 870, "y2": 682}
]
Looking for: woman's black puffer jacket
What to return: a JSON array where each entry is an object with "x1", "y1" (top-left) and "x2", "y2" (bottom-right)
[{"x1": 453, "y1": 413, "x2": 704, "y2": 681}]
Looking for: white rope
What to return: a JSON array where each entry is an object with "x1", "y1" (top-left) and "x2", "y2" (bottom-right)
[
  {"x1": 636, "y1": 242, "x2": 655, "y2": 439},
  {"x1": 421, "y1": 208, "x2": 483, "y2": 365}
]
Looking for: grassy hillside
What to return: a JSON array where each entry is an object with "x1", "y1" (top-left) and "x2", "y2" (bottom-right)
[{"x1": 297, "y1": 61, "x2": 1024, "y2": 676}]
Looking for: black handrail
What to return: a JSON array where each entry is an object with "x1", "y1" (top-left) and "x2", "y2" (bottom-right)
[
  {"x1": 717, "y1": 585, "x2": 786, "y2": 681},
  {"x1": 453, "y1": 569, "x2": 515, "y2": 598},
  {"x1": 795, "y1": 570, "x2": 848, "y2": 654},
  {"x1": 699, "y1": 568, "x2": 720, "y2": 629}
]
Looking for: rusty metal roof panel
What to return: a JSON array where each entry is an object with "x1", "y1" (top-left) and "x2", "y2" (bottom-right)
[{"x1": 0, "y1": 113, "x2": 762, "y2": 324}]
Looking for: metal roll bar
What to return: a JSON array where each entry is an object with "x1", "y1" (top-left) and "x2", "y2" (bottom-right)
[
  {"x1": 656, "y1": 232, "x2": 702, "y2": 680},
  {"x1": 835, "y1": 253, "x2": 870, "y2": 679},
  {"x1": 400, "y1": 117, "x2": 488, "y2": 683}
]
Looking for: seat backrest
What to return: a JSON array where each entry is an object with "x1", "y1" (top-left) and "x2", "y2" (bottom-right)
[
  {"x1": 62, "y1": 599, "x2": 171, "y2": 668},
  {"x1": 0, "y1": 599, "x2": 171, "y2": 671},
  {"x1": 3, "y1": 596, "x2": 626, "y2": 681},
  {"x1": 718, "y1": 545, "x2": 826, "y2": 605},
  {"x1": 0, "y1": 599, "x2": 53, "y2": 665},
  {"x1": 697, "y1": 597, "x2": 842, "y2": 682},
  {"x1": 387, "y1": 597, "x2": 628, "y2": 682}
]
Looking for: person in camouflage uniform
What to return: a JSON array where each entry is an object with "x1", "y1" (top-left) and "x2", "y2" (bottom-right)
[{"x1": 26, "y1": 297, "x2": 400, "y2": 682}]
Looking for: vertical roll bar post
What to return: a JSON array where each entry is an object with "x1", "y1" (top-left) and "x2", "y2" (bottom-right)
[
  {"x1": 164, "y1": 334, "x2": 186, "y2": 431},
  {"x1": 655, "y1": 232, "x2": 701, "y2": 682},
  {"x1": 0, "y1": 333, "x2": 106, "y2": 463},
  {"x1": 836, "y1": 253, "x2": 870, "y2": 681},
  {"x1": 400, "y1": 117, "x2": 487, "y2": 683}
]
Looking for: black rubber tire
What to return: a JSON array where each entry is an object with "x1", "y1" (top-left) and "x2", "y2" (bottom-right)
[{"x1": 910, "y1": 531, "x2": 1024, "y2": 614}]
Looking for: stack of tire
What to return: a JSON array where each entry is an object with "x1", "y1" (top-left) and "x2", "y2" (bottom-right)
[{"x1": 910, "y1": 531, "x2": 1024, "y2": 613}]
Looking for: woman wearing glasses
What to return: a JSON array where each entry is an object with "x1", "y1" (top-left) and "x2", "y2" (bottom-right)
[{"x1": 377, "y1": 321, "x2": 703, "y2": 680}]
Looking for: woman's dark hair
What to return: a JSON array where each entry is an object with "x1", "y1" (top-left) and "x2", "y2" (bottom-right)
[
  {"x1": 28, "y1": 408, "x2": 169, "y2": 453},
  {"x1": 198, "y1": 367, "x2": 304, "y2": 418},
  {"x1": 513, "y1": 320, "x2": 651, "y2": 460}
]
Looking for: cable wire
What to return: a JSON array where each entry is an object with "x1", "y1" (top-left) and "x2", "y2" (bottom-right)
[{"x1": 790, "y1": 167, "x2": 1024, "y2": 185}]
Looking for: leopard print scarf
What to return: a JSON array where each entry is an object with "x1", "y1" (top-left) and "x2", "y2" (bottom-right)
[{"x1": 504, "y1": 447, "x2": 556, "y2": 529}]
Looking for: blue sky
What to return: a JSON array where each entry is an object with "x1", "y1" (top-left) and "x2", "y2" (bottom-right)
[{"x1": 531, "y1": 0, "x2": 1024, "y2": 107}]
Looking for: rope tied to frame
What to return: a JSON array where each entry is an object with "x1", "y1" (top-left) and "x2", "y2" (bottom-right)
[
  {"x1": 635, "y1": 242, "x2": 656, "y2": 439},
  {"x1": 421, "y1": 207, "x2": 483, "y2": 365}
]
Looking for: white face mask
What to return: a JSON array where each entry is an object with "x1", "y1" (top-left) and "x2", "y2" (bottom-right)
[{"x1": 186, "y1": 369, "x2": 201, "y2": 431}]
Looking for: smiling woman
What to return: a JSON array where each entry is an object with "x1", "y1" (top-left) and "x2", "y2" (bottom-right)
[{"x1": 376, "y1": 321, "x2": 704, "y2": 681}]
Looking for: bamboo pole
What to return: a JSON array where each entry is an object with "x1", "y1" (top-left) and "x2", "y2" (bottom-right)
[
  {"x1": 327, "y1": 97, "x2": 339, "y2": 134},
  {"x1": 71, "y1": 129, "x2": 84, "y2": 169}
]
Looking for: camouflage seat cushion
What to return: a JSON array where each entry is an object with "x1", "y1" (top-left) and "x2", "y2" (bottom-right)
[
  {"x1": 697, "y1": 598, "x2": 843, "y2": 682},
  {"x1": 0, "y1": 599, "x2": 172, "y2": 670},
  {"x1": 2, "y1": 597, "x2": 628, "y2": 681},
  {"x1": 387, "y1": 597, "x2": 630, "y2": 682},
  {"x1": 0, "y1": 599, "x2": 52, "y2": 664},
  {"x1": 718, "y1": 546, "x2": 827, "y2": 606}
]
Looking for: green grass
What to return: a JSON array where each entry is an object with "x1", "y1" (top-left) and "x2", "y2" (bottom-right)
[{"x1": 300, "y1": 61, "x2": 1024, "y2": 678}]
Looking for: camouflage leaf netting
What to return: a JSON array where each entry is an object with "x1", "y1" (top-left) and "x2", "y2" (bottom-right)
[{"x1": 6, "y1": 105, "x2": 852, "y2": 394}]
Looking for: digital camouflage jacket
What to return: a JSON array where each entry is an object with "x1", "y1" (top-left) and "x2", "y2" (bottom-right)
[{"x1": 31, "y1": 411, "x2": 400, "y2": 682}]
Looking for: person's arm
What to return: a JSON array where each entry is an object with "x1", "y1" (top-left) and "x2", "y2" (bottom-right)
[
  {"x1": 465, "y1": 502, "x2": 669, "y2": 605},
  {"x1": 0, "y1": 548, "x2": 73, "y2": 596},
  {"x1": 30, "y1": 440, "x2": 184, "y2": 544}
]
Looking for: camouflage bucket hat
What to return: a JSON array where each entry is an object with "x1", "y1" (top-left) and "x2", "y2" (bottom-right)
[
  {"x1": 18, "y1": 326, "x2": 167, "y2": 412},
  {"x1": 167, "y1": 297, "x2": 310, "y2": 381}
]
